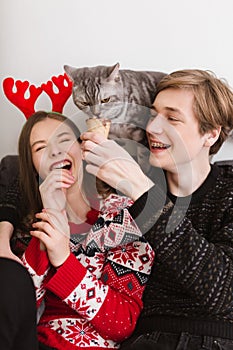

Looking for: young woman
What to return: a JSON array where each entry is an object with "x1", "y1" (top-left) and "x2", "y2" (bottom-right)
[
  {"x1": 18, "y1": 111, "x2": 154, "y2": 350},
  {"x1": 81, "y1": 69, "x2": 233, "y2": 349}
]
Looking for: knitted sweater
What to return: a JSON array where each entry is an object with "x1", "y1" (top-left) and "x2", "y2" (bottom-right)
[
  {"x1": 22, "y1": 193, "x2": 154, "y2": 350},
  {"x1": 2, "y1": 159, "x2": 233, "y2": 339},
  {"x1": 128, "y1": 164, "x2": 233, "y2": 339}
]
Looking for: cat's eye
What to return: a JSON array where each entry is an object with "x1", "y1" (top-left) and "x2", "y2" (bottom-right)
[
  {"x1": 81, "y1": 101, "x2": 90, "y2": 107},
  {"x1": 101, "y1": 97, "x2": 110, "y2": 104}
]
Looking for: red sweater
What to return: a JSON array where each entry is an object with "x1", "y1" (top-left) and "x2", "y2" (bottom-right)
[{"x1": 22, "y1": 194, "x2": 154, "y2": 349}]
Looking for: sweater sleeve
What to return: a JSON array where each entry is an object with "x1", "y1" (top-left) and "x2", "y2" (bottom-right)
[
  {"x1": 45, "y1": 240, "x2": 154, "y2": 342},
  {"x1": 21, "y1": 237, "x2": 52, "y2": 306},
  {"x1": 129, "y1": 184, "x2": 233, "y2": 314},
  {"x1": 0, "y1": 176, "x2": 21, "y2": 227},
  {"x1": 83, "y1": 193, "x2": 148, "y2": 251}
]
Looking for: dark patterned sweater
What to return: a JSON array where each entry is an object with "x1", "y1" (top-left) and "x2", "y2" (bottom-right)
[{"x1": 128, "y1": 164, "x2": 233, "y2": 339}]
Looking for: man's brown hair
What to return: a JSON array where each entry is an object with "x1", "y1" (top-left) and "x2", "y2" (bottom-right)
[{"x1": 155, "y1": 69, "x2": 233, "y2": 154}]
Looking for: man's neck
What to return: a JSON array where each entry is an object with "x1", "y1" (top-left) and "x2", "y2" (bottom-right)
[{"x1": 166, "y1": 161, "x2": 211, "y2": 197}]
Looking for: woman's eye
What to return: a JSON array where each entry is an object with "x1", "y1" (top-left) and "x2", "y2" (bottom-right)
[
  {"x1": 101, "y1": 97, "x2": 110, "y2": 104},
  {"x1": 60, "y1": 139, "x2": 71, "y2": 143},
  {"x1": 35, "y1": 146, "x2": 46, "y2": 152}
]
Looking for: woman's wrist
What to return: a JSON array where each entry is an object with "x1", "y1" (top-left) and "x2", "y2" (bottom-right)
[{"x1": 52, "y1": 252, "x2": 70, "y2": 269}]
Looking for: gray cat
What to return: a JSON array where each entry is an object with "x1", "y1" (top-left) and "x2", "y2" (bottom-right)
[{"x1": 64, "y1": 63, "x2": 166, "y2": 173}]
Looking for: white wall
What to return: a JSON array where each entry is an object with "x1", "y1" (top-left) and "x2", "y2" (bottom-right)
[{"x1": 1, "y1": 0, "x2": 232, "y2": 161}]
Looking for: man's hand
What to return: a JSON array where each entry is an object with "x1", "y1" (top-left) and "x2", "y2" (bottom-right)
[
  {"x1": 81, "y1": 132, "x2": 154, "y2": 201},
  {"x1": 0, "y1": 221, "x2": 22, "y2": 264}
]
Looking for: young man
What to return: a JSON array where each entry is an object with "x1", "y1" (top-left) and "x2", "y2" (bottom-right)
[{"x1": 81, "y1": 69, "x2": 233, "y2": 349}]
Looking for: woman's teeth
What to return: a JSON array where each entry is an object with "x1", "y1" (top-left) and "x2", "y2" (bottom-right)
[{"x1": 52, "y1": 161, "x2": 72, "y2": 170}]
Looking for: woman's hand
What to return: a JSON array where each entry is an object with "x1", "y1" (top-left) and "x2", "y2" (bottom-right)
[
  {"x1": 39, "y1": 169, "x2": 75, "y2": 211},
  {"x1": 81, "y1": 132, "x2": 154, "y2": 201},
  {"x1": 31, "y1": 209, "x2": 70, "y2": 268}
]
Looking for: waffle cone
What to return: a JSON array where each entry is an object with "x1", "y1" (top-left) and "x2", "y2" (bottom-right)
[{"x1": 86, "y1": 117, "x2": 111, "y2": 138}]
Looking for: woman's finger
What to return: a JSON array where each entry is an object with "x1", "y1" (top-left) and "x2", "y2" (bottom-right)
[
  {"x1": 30, "y1": 229, "x2": 51, "y2": 247},
  {"x1": 35, "y1": 209, "x2": 69, "y2": 235},
  {"x1": 40, "y1": 170, "x2": 75, "y2": 188},
  {"x1": 32, "y1": 220, "x2": 53, "y2": 234}
]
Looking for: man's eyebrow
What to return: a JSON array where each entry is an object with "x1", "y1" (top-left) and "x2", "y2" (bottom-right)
[
  {"x1": 151, "y1": 105, "x2": 183, "y2": 115},
  {"x1": 165, "y1": 106, "x2": 181, "y2": 113}
]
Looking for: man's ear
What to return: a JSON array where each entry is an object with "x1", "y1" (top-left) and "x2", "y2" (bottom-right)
[{"x1": 204, "y1": 126, "x2": 221, "y2": 147}]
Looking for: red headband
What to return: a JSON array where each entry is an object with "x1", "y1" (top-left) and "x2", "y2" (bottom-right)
[{"x1": 2, "y1": 73, "x2": 73, "y2": 119}]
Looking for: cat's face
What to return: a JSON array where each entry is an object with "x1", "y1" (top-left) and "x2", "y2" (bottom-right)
[{"x1": 64, "y1": 63, "x2": 126, "y2": 122}]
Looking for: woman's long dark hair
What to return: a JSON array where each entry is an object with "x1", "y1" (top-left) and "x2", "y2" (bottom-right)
[{"x1": 18, "y1": 111, "x2": 114, "y2": 222}]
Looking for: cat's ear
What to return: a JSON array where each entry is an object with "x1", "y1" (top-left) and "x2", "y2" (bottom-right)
[
  {"x1": 108, "y1": 63, "x2": 120, "y2": 82},
  {"x1": 63, "y1": 65, "x2": 76, "y2": 81}
]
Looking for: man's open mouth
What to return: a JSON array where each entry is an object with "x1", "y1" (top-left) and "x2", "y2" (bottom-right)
[{"x1": 151, "y1": 142, "x2": 171, "y2": 150}]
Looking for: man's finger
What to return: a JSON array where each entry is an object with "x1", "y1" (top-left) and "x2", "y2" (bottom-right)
[{"x1": 81, "y1": 131, "x2": 106, "y2": 143}]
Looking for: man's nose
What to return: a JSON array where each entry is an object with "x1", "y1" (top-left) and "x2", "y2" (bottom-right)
[{"x1": 147, "y1": 114, "x2": 164, "y2": 134}]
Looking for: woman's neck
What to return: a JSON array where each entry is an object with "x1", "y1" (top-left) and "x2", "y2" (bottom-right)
[
  {"x1": 166, "y1": 160, "x2": 211, "y2": 197},
  {"x1": 65, "y1": 183, "x2": 91, "y2": 223}
]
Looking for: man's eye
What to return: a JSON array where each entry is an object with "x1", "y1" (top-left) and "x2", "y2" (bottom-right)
[
  {"x1": 168, "y1": 116, "x2": 179, "y2": 122},
  {"x1": 150, "y1": 109, "x2": 157, "y2": 119},
  {"x1": 101, "y1": 97, "x2": 110, "y2": 104}
]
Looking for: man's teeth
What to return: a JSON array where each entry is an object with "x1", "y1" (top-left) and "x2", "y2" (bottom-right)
[{"x1": 151, "y1": 142, "x2": 170, "y2": 149}]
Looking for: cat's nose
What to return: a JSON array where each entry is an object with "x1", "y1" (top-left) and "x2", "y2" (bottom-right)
[{"x1": 90, "y1": 105, "x2": 101, "y2": 117}]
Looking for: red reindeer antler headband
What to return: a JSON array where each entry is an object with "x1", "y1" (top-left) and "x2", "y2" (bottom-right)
[{"x1": 2, "y1": 73, "x2": 73, "y2": 119}]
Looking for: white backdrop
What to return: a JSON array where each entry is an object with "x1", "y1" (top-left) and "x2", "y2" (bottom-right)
[{"x1": 1, "y1": 0, "x2": 232, "y2": 161}]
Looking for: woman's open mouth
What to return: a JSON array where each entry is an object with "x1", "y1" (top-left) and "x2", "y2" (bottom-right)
[{"x1": 50, "y1": 160, "x2": 72, "y2": 171}]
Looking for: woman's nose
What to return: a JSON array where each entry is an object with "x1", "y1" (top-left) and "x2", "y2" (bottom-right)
[
  {"x1": 51, "y1": 150, "x2": 62, "y2": 157},
  {"x1": 49, "y1": 146, "x2": 62, "y2": 157}
]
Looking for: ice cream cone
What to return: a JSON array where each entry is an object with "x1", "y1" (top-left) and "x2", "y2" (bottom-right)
[{"x1": 86, "y1": 117, "x2": 111, "y2": 138}]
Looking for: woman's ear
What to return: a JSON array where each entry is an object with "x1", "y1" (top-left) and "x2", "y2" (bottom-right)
[{"x1": 204, "y1": 126, "x2": 221, "y2": 147}]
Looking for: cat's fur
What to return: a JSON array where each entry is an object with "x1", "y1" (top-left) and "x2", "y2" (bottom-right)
[{"x1": 64, "y1": 63, "x2": 166, "y2": 173}]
